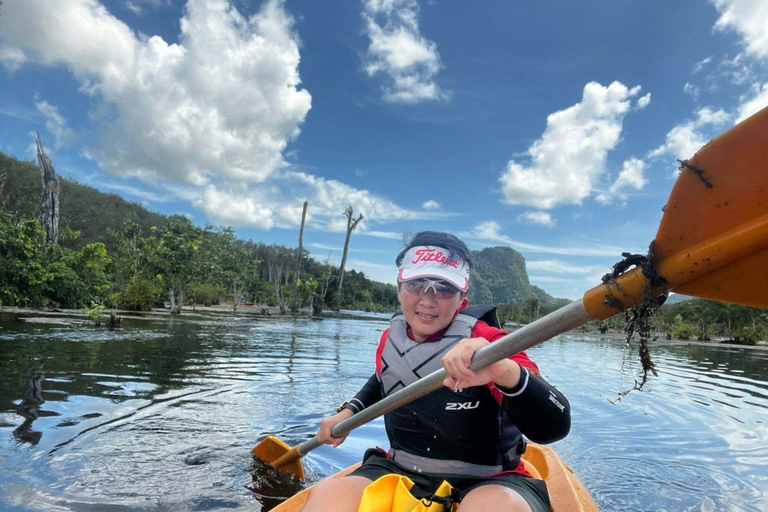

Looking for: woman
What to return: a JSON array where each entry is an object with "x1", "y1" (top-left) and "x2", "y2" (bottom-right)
[{"x1": 301, "y1": 232, "x2": 570, "y2": 512}]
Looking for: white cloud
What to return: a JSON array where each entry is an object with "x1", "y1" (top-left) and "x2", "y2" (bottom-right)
[
  {"x1": 195, "y1": 185, "x2": 276, "y2": 230},
  {"x1": 187, "y1": 168, "x2": 427, "y2": 231},
  {"x1": 636, "y1": 93, "x2": 651, "y2": 109},
  {"x1": 422, "y1": 199, "x2": 440, "y2": 210},
  {"x1": 683, "y1": 82, "x2": 700, "y2": 100},
  {"x1": 362, "y1": 230, "x2": 402, "y2": 239},
  {"x1": 0, "y1": 46, "x2": 27, "y2": 71},
  {"x1": 713, "y1": 0, "x2": 768, "y2": 59},
  {"x1": 0, "y1": 0, "x2": 428, "y2": 234},
  {"x1": 362, "y1": 0, "x2": 446, "y2": 103},
  {"x1": 35, "y1": 100, "x2": 74, "y2": 148},
  {"x1": 1, "y1": 0, "x2": 312, "y2": 187},
  {"x1": 125, "y1": 2, "x2": 143, "y2": 15},
  {"x1": 648, "y1": 107, "x2": 731, "y2": 161},
  {"x1": 526, "y1": 259, "x2": 606, "y2": 275},
  {"x1": 499, "y1": 81, "x2": 643, "y2": 209},
  {"x1": 736, "y1": 83, "x2": 768, "y2": 123},
  {"x1": 517, "y1": 211, "x2": 555, "y2": 228},
  {"x1": 465, "y1": 221, "x2": 623, "y2": 257},
  {"x1": 596, "y1": 157, "x2": 647, "y2": 205},
  {"x1": 692, "y1": 56, "x2": 713, "y2": 73}
]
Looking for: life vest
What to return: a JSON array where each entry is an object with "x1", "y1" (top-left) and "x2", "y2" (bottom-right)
[{"x1": 377, "y1": 306, "x2": 524, "y2": 476}]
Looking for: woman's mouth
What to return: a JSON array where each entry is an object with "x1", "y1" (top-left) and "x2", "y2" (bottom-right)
[{"x1": 416, "y1": 312, "x2": 437, "y2": 322}]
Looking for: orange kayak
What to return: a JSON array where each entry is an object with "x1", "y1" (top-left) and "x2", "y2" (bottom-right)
[{"x1": 270, "y1": 443, "x2": 599, "y2": 512}]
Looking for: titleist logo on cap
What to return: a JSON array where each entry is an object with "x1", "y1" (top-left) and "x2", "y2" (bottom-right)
[{"x1": 411, "y1": 248, "x2": 460, "y2": 269}]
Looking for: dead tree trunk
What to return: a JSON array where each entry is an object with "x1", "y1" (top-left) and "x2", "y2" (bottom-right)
[
  {"x1": 36, "y1": 133, "x2": 59, "y2": 245},
  {"x1": 336, "y1": 206, "x2": 363, "y2": 308},
  {"x1": 291, "y1": 201, "x2": 309, "y2": 314}
]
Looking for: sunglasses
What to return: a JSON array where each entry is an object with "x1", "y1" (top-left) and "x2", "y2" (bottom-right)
[{"x1": 401, "y1": 278, "x2": 462, "y2": 299}]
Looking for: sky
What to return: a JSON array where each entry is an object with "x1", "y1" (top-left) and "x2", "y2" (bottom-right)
[{"x1": 1, "y1": 0, "x2": 767, "y2": 300}]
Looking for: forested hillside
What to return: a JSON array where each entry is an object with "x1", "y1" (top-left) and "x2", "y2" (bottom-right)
[
  {"x1": 1, "y1": 150, "x2": 565, "y2": 318},
  {"x1": 1, "y1": 153, "x2": 168, "y2": 249}
]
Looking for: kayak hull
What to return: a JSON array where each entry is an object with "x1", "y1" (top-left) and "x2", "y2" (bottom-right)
[{"x1": 268, "y1": 443, "x2": 598, "y2": 512}]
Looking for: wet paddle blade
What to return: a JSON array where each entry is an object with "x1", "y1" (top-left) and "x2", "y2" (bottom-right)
[
  {"x1": 252, "y1": 436, "x2": 305, "y2": 479},
  {"x1": 653, "y1": 106, "x2": 768, "y2": 308},
  {"x1": 584, "y1": 107, "x2": 768, "y2": 319}
]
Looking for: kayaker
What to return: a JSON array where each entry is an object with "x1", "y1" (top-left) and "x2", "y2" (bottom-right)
[{"x1": 301, "y1": 231, "x2": 571, "y2": 512}]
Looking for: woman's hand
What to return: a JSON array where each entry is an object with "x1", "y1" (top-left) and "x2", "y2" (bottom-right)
[
  {"x1": 441, "y1": 337, "x2": 522, "y2": 391},
  {"x1": 317, "y1": 408, "x2": 354, "y2": 447}
]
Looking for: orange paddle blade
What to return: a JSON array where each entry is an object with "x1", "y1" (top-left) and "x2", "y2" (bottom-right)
[
  {"x1": 584, "y1": 106, "x2": 768, "y2": 319},
  {"x1": 252, "y1": 436, "x2": 305, "y2": 479},
  {"x1": 653, "y1": 107, "x2": 768, "y2": 308}
]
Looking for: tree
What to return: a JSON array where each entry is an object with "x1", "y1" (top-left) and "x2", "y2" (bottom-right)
[
  {"x1": 219, "y1": 230, "x2": 259, "y2": 313},
  {"x1": 264, "y1": 245, "x2": 292, "y2": 315},
  {"x1": 291, "y1": 201, "x2": 308, "y2": 313},
  {"x1": 0, "y1": 213, "x2": 47, "y2": 306},
  {"x1": 148, "y1": 216, "x2": 203, "y2": 313},
  {"x1": 36, "y1": 133, "x2": 59, "y2": 246},
  {"x1": 336, "y1": 206, "x2": 363, "y2": 307}
]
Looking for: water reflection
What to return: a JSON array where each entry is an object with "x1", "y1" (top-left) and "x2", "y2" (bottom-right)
[
  {"x1": 12, "y1": 362, "x2": 47, "y2": 446},
  {"x1": 0, "y1": 312, "x2": 766, "y2": 512}
]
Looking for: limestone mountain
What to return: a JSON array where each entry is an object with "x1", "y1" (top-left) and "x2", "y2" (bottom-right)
[{"x1": 468, "y1": 246, "x2": 558, "y2": 306}]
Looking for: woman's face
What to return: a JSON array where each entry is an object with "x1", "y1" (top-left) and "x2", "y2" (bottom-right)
[{"x1": 397, "y1": 279, "x2": 465, "y2": 341}]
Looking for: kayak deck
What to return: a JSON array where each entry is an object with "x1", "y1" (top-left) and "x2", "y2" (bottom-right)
[{"x1": 269, "y1": 443, "x2": 599, "y2": 512}]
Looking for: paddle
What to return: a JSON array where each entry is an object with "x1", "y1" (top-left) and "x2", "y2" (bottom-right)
[{"x1": 252, "y1": 106, "x2": 768, "y2": 479}]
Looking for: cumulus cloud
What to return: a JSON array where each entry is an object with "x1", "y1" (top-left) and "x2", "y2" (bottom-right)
[
  {"x1": 362, "y1": 0, "x2": 446, "y2": 103},
  {"x1": 713, "y1": 0, "x2": 768, "y2": 59},
  {"x1": 517, "y1": 211, "x2": 555, "y2": 228},
  {"x1": 0, "y1": 0, "x2": 312, "y2": 186},
  {"x1": 422, "y1": 199, "x2": 440, "y2": 210},
  {"x1": 191, "y1": 169, "x2": 430, "y2": 231},
  {"x1": 1, "y1": 0, "x2": 431, "y2": 233},
  {"x1": 648, "y1": 107, "x2": 731, "y2": 161},
  {"x1": 636, "y1": 93, "x2": 651, "y2": 109},
  {"x1": 499, "y1": 81, "x2": 644, "y2": 209},
  {"x1": 465, "y1": 221, "x2": 622, "y2": 257},
  {"x1": 596, "y1": 157, "x2": 648, "y2": 205},
  {"x1": 736, "y1": 83, "x2": 768, "y2": 123}
]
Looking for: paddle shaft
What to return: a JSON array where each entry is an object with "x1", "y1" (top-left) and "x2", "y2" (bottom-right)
[{"x1": 289, "y1": 300, "x2": 592, "y2": 459}]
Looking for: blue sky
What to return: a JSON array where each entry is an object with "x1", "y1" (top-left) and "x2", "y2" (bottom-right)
[{"x1": 1, "y1": 0, "x2": 767, "y2": 299}]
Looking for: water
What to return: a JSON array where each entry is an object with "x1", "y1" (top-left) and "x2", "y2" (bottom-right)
[{"x1": 0, "y1": 310, "x2": 766, "y2": 511}]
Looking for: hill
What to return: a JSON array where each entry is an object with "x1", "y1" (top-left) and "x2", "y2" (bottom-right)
[
  {"x1": 468, "y1": 246, "x2": 561, "y2": 306},
  {"x1": 0, "y1": 152, "x2": 168, "y2": 249}
]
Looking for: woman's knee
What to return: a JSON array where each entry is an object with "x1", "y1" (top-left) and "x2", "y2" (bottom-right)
[
  {"x1": 300, "y1": 476, "x2": 371, "y2": 512},
  {"x1": 457, "y1": 484, "x2": 534, "y2": 512}
]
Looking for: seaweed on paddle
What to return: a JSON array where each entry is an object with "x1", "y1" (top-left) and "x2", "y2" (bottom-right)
[{"x1": 604, "y1": 243, "x2": 666, "y2": 403}]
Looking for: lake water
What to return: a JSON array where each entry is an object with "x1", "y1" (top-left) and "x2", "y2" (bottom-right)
[{"x1": 1, "y1": 310, "x2": 766, "y2": 512}]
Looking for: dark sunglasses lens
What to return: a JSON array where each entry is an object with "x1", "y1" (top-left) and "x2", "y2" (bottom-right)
[{"x1": 435, "y1": 282, "x2": 459, "y2": 298}]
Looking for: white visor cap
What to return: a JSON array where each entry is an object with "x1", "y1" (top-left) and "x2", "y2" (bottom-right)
[{"x1": 397, "y1": 246, "x2": 469, "y2": 292}]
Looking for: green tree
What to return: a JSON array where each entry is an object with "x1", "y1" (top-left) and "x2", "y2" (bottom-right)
[
  {"x1": 148, "y1": 216, "x2": 203, "y2": 313},
  {"x1": 0, "y1": 213, "x2": 47, "y2": 306}
]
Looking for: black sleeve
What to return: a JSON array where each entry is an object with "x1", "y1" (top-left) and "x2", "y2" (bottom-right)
[
  {"x1": 495, "y1": 367, "x2": 571, "y2": 444},
  {"x1": 341, "y1": 374, "x2": 382, "y2": 414}
]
